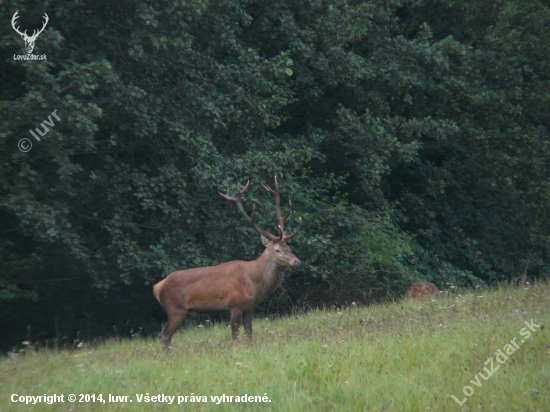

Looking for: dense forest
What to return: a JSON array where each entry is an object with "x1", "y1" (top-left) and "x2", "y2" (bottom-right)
[{"x1": 1, "y1": 0, "x2": 549, "y2": 350}]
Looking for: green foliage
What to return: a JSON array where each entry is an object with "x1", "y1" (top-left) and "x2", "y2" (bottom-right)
[
  {"x1": 0, "y1": 0, "x2": 549, "y2": 347},
  {"x1": 286, "y1": 210, "x2": 420, "y2": 306}
]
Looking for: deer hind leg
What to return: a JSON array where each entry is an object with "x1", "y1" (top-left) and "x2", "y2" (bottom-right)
[
  {"x1": 243, "y1": 310, "x2": 253, "y2": 339},
  {"x1": 229, "y1": 307, "x2": 243, "y2": 340},
  {"x1": 159, "y1": 310, "x2": 187, "y2": 348}
]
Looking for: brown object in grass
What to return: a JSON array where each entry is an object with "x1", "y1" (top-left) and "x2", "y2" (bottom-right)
[{"x1": 406, "y1": 281, "x2": 440, "y2": 299}]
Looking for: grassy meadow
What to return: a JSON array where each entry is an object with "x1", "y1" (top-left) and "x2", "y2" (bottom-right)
[{"x1": 1, "y1": 282, "x2": 548, "y2": 411}]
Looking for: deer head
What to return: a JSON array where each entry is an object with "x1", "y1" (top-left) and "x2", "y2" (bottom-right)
[
  {"x1": 219, "y1": 176, "x2": 302, "y2": 266},
  {"x1": 12, "y1": 11, "x2": 49, "y2": 54}
]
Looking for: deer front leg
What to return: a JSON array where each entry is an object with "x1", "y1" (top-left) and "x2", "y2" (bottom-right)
[
  {"x1": 243, "y1": 310, "x2": 253, "y2": 339},
  {"x1": 229, "y1": 307, "x2": 243, "y2": 340}
]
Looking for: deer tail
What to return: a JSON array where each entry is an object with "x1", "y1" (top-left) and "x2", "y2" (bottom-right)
[{"x1": 153, "y1": 279, "x2": 166, "y2": 303}]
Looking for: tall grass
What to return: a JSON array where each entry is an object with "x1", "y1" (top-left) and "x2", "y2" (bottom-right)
[{"x1": 1, "y1": 282, "x2": 548, "y2": 411}]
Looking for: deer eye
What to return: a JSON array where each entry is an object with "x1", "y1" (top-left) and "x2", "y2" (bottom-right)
[{"x1": 275, "y1": 249, "x2": 281, "y2": 253}]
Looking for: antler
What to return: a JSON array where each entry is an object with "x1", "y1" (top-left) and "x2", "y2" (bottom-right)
[
  {"x1": 11, "y1": 11, "x2": 48, "y2": 40},
  {"x1": 219, "y1": 181, "x2": 281, "y2": 241},
  {"x1": 11, "y1": 11, "x2": 26, "y2": 37},
  {"x1": 30, "y1": 13, "x2": 49, "y2": 40},
  {"x1": 261, "y1": 176, "x2": 302, "y2": 241}
]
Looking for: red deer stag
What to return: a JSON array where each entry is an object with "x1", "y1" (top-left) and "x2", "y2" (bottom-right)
[{"x1": 153, "y1": 177, "x2": 302, "y2": 347}]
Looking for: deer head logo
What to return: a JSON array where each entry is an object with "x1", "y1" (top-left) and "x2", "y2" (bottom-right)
[{"x1": 11, "y1": 10, "x2": 49, "y2": 54}]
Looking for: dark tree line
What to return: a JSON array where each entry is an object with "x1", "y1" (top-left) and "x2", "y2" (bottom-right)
[{"x1": 1, "y1": 0, "x2": 549, "y2": 350}]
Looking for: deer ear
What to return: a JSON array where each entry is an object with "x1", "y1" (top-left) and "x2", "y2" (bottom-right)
[{"x1": 260, "y1": 235, "x2": 270, "y2": 247}]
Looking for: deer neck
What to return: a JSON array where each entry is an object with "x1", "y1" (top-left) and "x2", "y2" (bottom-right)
[{"x1": 251, "y1": 250, "x2": 286, "y2": 298}]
